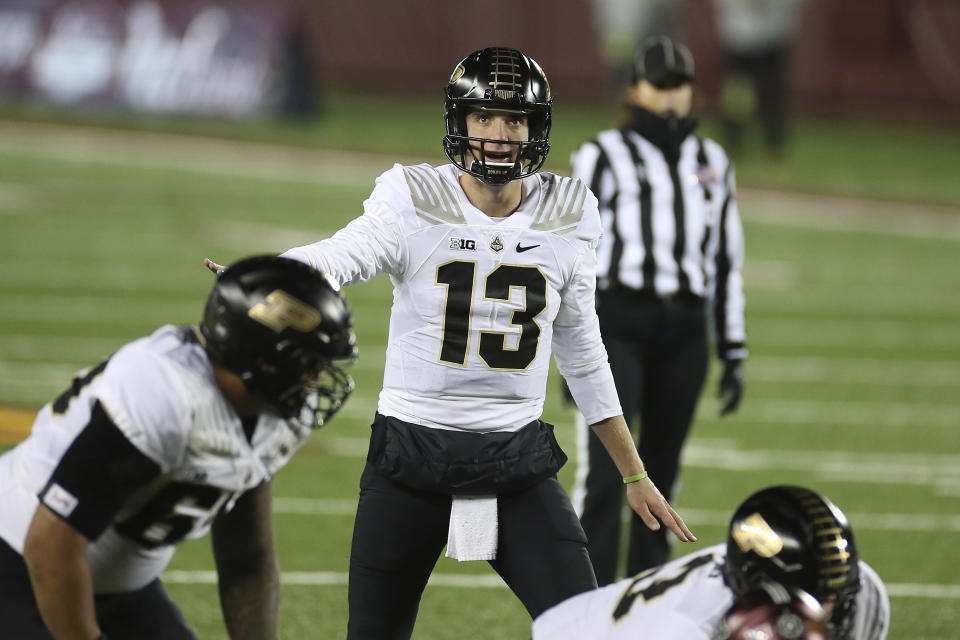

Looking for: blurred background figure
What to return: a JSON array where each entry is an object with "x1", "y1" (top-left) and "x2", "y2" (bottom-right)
[
  {"x1": 570, "y1": 36, "x2": 746, "y2": 584},
  {"x1": 590, "y1": 0, "x2": 680, "y2": 95},
  {"x1": 711, "y1": 0, "x2": 806, "y2": 159}
]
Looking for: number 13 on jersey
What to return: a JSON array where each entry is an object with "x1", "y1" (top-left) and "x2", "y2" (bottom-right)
[{"x1": 435, "y1": 260, "x2": 547, "y2": 371}]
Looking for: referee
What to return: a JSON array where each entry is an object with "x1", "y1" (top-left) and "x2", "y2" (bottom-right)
[{"x1": 570, "y1": 36, "x2": 747, "y2": 584}]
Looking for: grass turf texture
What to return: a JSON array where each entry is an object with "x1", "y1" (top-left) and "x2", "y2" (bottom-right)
[{"x1": 0, "y1": 106, "x2": 958, "y2": 638}]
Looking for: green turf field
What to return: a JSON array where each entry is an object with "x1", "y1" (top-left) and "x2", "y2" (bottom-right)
[{"x1": 0, "y1": 108, "x2": 958, "y2": 638}]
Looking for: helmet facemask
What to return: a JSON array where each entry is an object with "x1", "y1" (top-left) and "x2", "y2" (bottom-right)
[
  {"x1": 443, "y1": 103, "x2": 551, "y2": 185},
  {"x1": 243, "y1": 342, "x2": 355, "y2": 430},
  {"x1": 442, "y1": 47, "x2": 553, "y2": 186}
]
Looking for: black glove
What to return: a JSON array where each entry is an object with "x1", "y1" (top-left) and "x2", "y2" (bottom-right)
[
  {"x1": 560, "y1": 377, "x2": 576, "y2": 408},
  {"x1": 718, "y1": 359, "x2": 744, "y2": 417}
]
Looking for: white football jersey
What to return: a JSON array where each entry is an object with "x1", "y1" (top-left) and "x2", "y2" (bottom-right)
[
  {"x1": 0, "y1": 325, "x2": 309, "y2": 592},
  {"x1": 284, "y1": 163, "x2": 621, "y2": 431},
  {"x1": 531, "y1": 543, "x2": 890, "y2": 640}
]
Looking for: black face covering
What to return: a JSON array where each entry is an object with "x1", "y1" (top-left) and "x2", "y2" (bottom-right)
[{"x1": 627, "y1": 106, "x2": 698, "y2": 161}]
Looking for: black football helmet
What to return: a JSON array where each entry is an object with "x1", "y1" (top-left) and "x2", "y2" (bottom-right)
[
  {"x1": 443, "y1": 47, "x2": 552, "y2": 185},
  {"x1": 722, "y1": 486, "x2": 860, "y2": 640},
  {"x1": 714, "y1": 583, "x2": 831, "y2": 640},
  {"x1": 200, "y1": 255, "x2": 357, "y2": 428}
]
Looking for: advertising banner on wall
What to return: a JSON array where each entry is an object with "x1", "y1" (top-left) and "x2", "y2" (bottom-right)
[{"x1": 0, "y1": 0, "x2": 295, "y2": 118}]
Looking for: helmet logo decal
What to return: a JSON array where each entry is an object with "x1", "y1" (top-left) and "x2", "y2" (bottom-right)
[
  {"x1": 249, "y1": 289, "x2": 323, "y2": 333},
  {"x1": 732, "y1": 512, "x2": 784, "y2": 558},
  {"x1": 449, "y1": 63, "x2": 465, "y2": 85}
]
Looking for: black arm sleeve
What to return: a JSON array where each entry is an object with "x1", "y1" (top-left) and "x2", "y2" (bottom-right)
[{"x1": 39, "y1": 400, "x2": 162, "y2": 541}]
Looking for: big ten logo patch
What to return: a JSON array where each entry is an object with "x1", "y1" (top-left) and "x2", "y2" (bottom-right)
[{"x1": 449, "y1": 237, "x2": 476, "y2": 251}]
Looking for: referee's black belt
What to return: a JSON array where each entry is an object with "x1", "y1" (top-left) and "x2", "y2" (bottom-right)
[{"x1": 599, "y1": 287, "x2": 705, "y2": 309}]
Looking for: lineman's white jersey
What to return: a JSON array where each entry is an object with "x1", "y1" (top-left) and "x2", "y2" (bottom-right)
[
  {"x1": 0, "y1": 325, "x2": 309, "y2": 593},
  {"x1": 284, "y1": 163, "x2": 621, "y2": 431},
  {"x1": 531, "y1": 543, "x2": 890, "y2": 640}
]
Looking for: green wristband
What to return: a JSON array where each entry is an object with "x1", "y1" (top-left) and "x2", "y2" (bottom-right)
[{"x1": 623, "y1": 471, "x2": 648, "y2": 484}]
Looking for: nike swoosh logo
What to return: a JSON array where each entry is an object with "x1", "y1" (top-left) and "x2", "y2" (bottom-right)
[
  {"x1": 450, "y1": 472, "x2": 495, "y2": 488},
  {"x1": 516, "y1": 243, "x2": 540, "y2": 253}
]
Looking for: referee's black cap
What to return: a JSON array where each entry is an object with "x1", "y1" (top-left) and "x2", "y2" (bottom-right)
[{"x1": 632, "y1": 36, "x2": 695, "y2": 88}]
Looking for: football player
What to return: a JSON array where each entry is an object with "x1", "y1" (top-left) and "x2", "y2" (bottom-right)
[
  {"x1": 207, "y1": 47, "x2": 695, "y2": 639},
  {"x1": 531, "y1": 485, "x2": 889, "y2": 640},
  {"x1": 0, "y1": 256, "x2": 357, "y2": 639}
]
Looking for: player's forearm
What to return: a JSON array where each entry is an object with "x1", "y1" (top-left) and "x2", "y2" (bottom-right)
[
  {"x1": 218, "y1": 553, "x2": 280, "y2": 640},
  {"x1": 590, "y1": 415, "x2": 645, "y2": 477},
  {"x1": 213, "y1": 482, "x2": 280, "y2": 640},
  {"x1": 24, "y1": 545, "x2": 101, "y2": 640}
]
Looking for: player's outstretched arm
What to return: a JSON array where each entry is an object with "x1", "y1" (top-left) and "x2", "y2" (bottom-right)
[
  {"x1": 23, "y1": 504, "x2": 102, "y2": 640},
  {"x1": 212, "y1": 481, "x2": 280, "y2": 640},
  {"x1": 590, "y1": 416, "x2": 696, "y2": 543}
]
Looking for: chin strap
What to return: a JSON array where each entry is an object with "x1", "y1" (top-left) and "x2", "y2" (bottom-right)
[{"x1": 468, "y1": 158, "x2": 520, "y2": 184}]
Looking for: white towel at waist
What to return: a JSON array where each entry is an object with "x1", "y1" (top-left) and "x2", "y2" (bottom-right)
[{"x1": 445, "y1": 494, "x2": 498, "y2": 562}]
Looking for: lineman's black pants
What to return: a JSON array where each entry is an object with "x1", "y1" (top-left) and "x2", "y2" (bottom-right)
[
  {"x1": 0, "y1": 536, "x2": 195, "y2": 639},
  {"x1": 579, "y1": 291, "x2": 708, "y2": 585},
  {"x1": 347, "y1": 464, "x2": 597, "y2": 639}
]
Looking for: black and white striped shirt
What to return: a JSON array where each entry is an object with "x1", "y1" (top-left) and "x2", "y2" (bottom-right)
[{"x1": 572, "y1": 129, "x2": 747, "y2": 361}]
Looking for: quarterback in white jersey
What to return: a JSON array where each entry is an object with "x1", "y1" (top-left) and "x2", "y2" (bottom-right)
[
  {"x1": 533, "y1": 486, "x2": 890, "y2": 640},
  {"x1": 208, "y1": 48, "x2": 694, "y2": 639},
  {"x1": 0, "y1": 257, "x2": 356, "y2": 640},
  {"x1": 286, "y1": 160, "x2": 612, "y2": 431}
]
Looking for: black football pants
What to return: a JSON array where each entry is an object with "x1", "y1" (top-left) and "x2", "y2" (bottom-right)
[
  {"x1": 0, "y1": 536, "x2": 196, "y2": 639},
  {"x1": 579, "y1": 293, "x2": 708, "y2": 585},
  {"x1": 347, "y1": 464, "x2": 597, "y2": 639}
]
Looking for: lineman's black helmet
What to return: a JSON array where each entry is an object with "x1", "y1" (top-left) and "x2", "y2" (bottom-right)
[
  {"x1": 443, "y1": 47, "x2": 552, "y2": 185},
  {"x1": 723, "y1": 486, "x2": 860, "y2": 639},
  {"x1": 200, "y1": 255, "x2": 357, "y2": 428}
]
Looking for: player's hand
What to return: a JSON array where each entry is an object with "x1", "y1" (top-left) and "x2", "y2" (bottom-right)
[
  {"x1": 625, "y1": 478, "x2": 696, "y2": 542},
  {"x1": 204, "y1": 258, "x2": 226, "y2": 276},
  {"x1": 718, "y1": 358, "x2": 744, "y2": 417}
]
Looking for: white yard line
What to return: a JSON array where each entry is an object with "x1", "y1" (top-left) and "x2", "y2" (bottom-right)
[
  {"x1": 0, "y1": 120, "x2": 412, "y2": 187},
  {"x1": 741, "y1": 188, "x2": 960, "y2": 239},
  {"x1": 297, "y1": 435, "x2": 960, "y2": 495},
  {"x1": 0, "y1": 119, "x2": 957, "y2": 236},
  {"x1": 3, "y1": 349, "x2": 957, "y2": 387},
  {"x1": 160, "y1": 569, "x2": 960, "y2": 598},
  {"x1": 271, "y1": 498, "x2": 960, "y2": 533}
]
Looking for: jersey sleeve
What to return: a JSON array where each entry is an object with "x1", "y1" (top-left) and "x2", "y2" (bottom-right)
[
  {"x1": 702, "y1": 142, "x2": 747, "y2": 361},
  {"x1": 93, "y1": 345, "x2": 192, "y2": 470},
  {"x1": 571, "y1": 141, "x2": 605, "y2": 196},
  {"x1": 282, "y1": 164, "x2": 410, "y2": 286},
  {"x1": 39, "y1": 345, "x2": 190, "y2": 540},
  {"x1": 855, "y1": 561, "x2": 891, "y2": 640},
  {"x1": 39, "y1": 400, "x2": 162, "y2": 541},
  {"x1": 551, "y1": 190, "x2": 622, "y2": 425}
]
